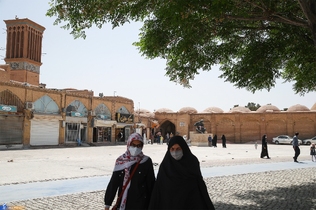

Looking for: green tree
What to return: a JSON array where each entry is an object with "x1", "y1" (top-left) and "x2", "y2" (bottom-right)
[
  {"x1": 47, "y1": 0, "x2": 316, "y2": 94},
  {"x1": 245, "y1": 102, "x2": 261, "y2": 111}
]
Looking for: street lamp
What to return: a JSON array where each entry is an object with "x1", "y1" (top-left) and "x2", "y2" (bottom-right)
[{"x1": 138, "y1": 102, "x2": 141, "y2": 123}]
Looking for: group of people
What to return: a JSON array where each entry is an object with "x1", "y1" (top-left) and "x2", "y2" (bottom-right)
[
  {"x1": 104, "y1": 133, "x2": 215, "y2": 210},
  {"x1": 104, "y1": 131, "x2": 316, "y2": 209},
  {"x1": 208, "y1": 134, "x2": 227, "y2": 148},
  {"x1": 261, "y1": 132, "x2": 316, "y2": 163}
]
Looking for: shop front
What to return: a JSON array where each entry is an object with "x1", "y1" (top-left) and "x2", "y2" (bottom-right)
[
  {"x1": 92, "y1": 119, "x2": 116, "y2": 143},
  {"x1": 115, "y1": 123, "x2": 133, "y2": 142},
  {"x1": 30, "y1": 114, "x2": 62, "y2": 146},
  {"x1": 115, "y1": 112, "x2": 134, "y2": 142},
  {"x1": 0, "y1": 104, "x2": 23, "y2": 145},
  {"x1": 64, "y1": 116, "x2": 87, "y2": 143}
]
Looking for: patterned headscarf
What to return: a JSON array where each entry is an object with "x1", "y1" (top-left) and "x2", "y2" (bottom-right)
[{"x1": 114, "y1": 133, "x2": 149, "y2": 210}]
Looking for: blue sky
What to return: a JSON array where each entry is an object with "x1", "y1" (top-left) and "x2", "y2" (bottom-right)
[{"x1": 1, "y1": 0, "x2": 315, "y2": 113}]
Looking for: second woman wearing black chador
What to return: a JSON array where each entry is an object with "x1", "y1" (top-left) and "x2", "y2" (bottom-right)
[
  {"x1": 260, "y1": 134, "x2": 270, "y2": 159},
  {"x1": 149, "y1": 136, "x2": 215, "y2": 210}
]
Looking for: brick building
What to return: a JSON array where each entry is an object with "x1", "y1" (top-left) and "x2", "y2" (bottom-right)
[
  {"x1": 0, "y1": 18, "x2": 135, "y2": 147},
  {"x1": 1, "y1": 18, "x2": 316, "y2": 147}
]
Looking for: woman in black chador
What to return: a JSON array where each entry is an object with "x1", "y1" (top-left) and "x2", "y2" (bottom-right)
[
  {"x1": 148, "y1": 136, "x2": 215, "y2": 210},
  {"x1": 213, "y1": 134, "x2": 218, "y2": 147},
  {"x1": 260, "y1": 134, "x2": 270, "y2": 159},
  {"x1": 221, "y1": 134, "x2": 227, "y2": 148}
]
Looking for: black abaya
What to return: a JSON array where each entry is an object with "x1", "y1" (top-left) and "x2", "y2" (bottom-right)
[
  {"x1": 149, "y1": 136, "x2": 215, "y2": 210},
  {"x1": 213, "y1": 135, "x2": 217, "y2": 147},
  {"x1": 260, "y1": 135, "x2": 270, "y2": 158}
]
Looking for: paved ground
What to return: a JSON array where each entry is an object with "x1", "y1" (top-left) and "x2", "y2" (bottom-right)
[{"x1": 1, "y1": 143, "x2": 316, "y2": 209}]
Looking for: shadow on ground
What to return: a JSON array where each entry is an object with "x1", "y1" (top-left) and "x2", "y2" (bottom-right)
[{"x1": 214, "y1": 181, "x2": 316, "y2": 210}]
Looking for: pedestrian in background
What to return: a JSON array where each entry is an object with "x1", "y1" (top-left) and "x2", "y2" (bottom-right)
[
  {"x1": 213, "y1": 134, "x2": 217, "y2": 148},
  {"x1": 208, "y1": 135, "x2": 212, "y2": 147},
  {"x1": 221, "y1": 134, "x2": 227, "y2": 148},
  {"x1": 148, "y1": 136, "x2": 215, "y2": 210},
  {"x1": 310, "y1": 143, "x2": 316, "y2": 162},
  {"x1": 260, "y1": 134, "x2": 270, "y2": 159},
  {"x1": 292, "y1": 132, "x2": 300, "y2": 162},
  {"x1": 165, "y1": 133, "x2": 170, "y2": 145},
  {"x1": 104, "y1": 133, "x2": 155, "y2": 210}
]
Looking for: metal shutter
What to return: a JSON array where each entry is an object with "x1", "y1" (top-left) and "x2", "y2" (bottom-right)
[
  {"x1": 30, "y1": 118, "x2": 59, "y2": 145},
  {"x1": 0, "y1": 116, "x2": 23, "y2": 144}
]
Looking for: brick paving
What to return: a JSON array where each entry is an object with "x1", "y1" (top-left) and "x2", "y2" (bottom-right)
[{"x1": 1, "y1": 144, "x2": 316, "y2": 210}]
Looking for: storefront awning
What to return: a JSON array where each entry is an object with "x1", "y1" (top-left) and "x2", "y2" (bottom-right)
[
  {"x1": 65, "y1": 116, "x2": 87, "y2": 123},
  {"x1": 93, "y1": 119, "x2": 117, "y2": 127},
  {"x1": 116, "y1": 123, "x2": 133, "y2": 128},
  {"x1": 33, "y1": 114, "x2": 63, "y2": 120},
  {"x1": 135, "y1": 123, "x2": 146, "y2": 128},
  {"x1": 151, "y1": 120, "x2": 159, "y2": 128}
]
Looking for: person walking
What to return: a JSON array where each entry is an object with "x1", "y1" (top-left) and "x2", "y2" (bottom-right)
[
  {"x1": 104, "y1": 133, "x2": 155, "y2": 210},
  {"x1": 221, "y1": 134, "x2": 227, "y2": 148},
  {"x1": 208, "y1": 135, "x2": 212, "y2": 147},
  {"x1": 165, "y1": 133, "x2": 170, "y2": 145},
  {"x1": 292, "y1": 132, "x2": 300, "y2": 162},
  {"x1": 213, "y1": 134, "x2": 218, "y2": 148},
  {"x1": 260, "y1": 134, "x2": 270, "y2": 159},
  {"x1": 310, "y1": 143, "x2": 316, "y2": 162},
  {"x1": 148, "y1": 136, "x2": 215, "y2": 210}
]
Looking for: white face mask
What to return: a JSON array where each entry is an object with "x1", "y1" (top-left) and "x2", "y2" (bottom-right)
[
  {"x1": 170, "y1": 150, "x2": 183, "y2": 160},
  {"x1": 129, "y1": 146, "x2": 142, "y2": 156}
]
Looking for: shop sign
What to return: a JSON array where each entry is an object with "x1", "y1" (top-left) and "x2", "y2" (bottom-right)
[
  {"x1": 0, "y1": 104, "x2": 17, "y2": 112},
  {"x1": 98, "y1": 114, "x2": 110, "y2": 120},
  {"x1": 71, "y1": 111, "x2": 83, "y2": 117},
  {"x1": 116, "y1": 113, "x2": 134, "y2": 123}
]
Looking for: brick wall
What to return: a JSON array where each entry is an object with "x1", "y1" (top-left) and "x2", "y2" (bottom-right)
[{"x1": 0, "y1": 65, "x2": 10, "y2": 82}]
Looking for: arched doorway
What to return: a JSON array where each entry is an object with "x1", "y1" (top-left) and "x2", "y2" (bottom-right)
[{"x1": 158, "y1": 120, "x2": 176, "y2": 143}]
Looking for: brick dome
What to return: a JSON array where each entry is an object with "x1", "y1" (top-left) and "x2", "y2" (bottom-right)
[
  {"x1": 155, "y1": 108, "x2": 174, "y2": 113},
  {"x1": 287, "y1": 104, "x2": 310, "y2": 112},
  {"x1": 134, "y1": 108, "x2": 155, "y2": 118},
  {"x1": 178, "y1": 107, "x2": 198, "y2": 114},
  {"x1": 256, "y1": 105, "x2": 280, "y2": 113},
  {"x1": 202, "y1": 107, "x2": 224, "y2": 113},
  {"x1": 229, "y1": 106, "x2": 251, "y2": 113}
]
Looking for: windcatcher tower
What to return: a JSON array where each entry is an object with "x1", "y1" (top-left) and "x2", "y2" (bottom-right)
[{"x1": 4, "y1": 18, "x2": 45, "y2": 86}]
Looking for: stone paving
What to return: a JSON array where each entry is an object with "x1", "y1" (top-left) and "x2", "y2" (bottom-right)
[{"x1": 1, "y1": 144, "x2": 316, "y2": 210}]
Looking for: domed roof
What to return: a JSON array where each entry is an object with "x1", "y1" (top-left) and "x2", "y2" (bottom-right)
[
  {"x1": 310, "y1": 103, "x2": 316, "y2": 111},
  {"x1": 256, "y1": 105, "x2": 280, "y2": 113},
  {"x1": 178, "y1": 107, "x2": 198, "y2": 114},
  {"x1": 287, "y1": 104, "x2": 310, "y2": 112},
  {"x1": 229, "y1": 106, "x2": 251, "y2": 113},
  {"x1": 202, "y1": 107, "x2": 224, "y2": 113},
  {"x1": 138, "y1": 108, "x2": 151, "y2": 113},
  {"x1": 134, "y1": 108, "x2": 154, "y2": 118},
  {"x1": 155, "y1": 108, "x2": 174, "y2": 113}
]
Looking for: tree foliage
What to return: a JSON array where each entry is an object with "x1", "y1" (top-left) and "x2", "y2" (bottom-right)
[
  {"x1": 47, "y1": 0, "x2": 316, "y2": 94},
  {"x1": 245, "y1": 102, "x2": 261, "y2": 111}
]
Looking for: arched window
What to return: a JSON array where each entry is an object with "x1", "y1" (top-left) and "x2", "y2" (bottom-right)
[
  {"x1": 0, "y1": 90, "x2": 24, "y2": 112},
  {"x1": 95, "y1": 104, "x2": 111, "y2": 120},
  {"x1": 66, "y1": 100, "x2": 87, "y2": 117},
  {"x1": 117, "y1": 106, "x2": 129, "y2": 114},
  {"x1": 34, "y1": 95, "x2": 59, "y2": 114}
]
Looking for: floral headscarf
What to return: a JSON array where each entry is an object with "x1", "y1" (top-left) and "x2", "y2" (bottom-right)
[{"x1": 114, "y1": 133, "x2": 149, "y2": 210}]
